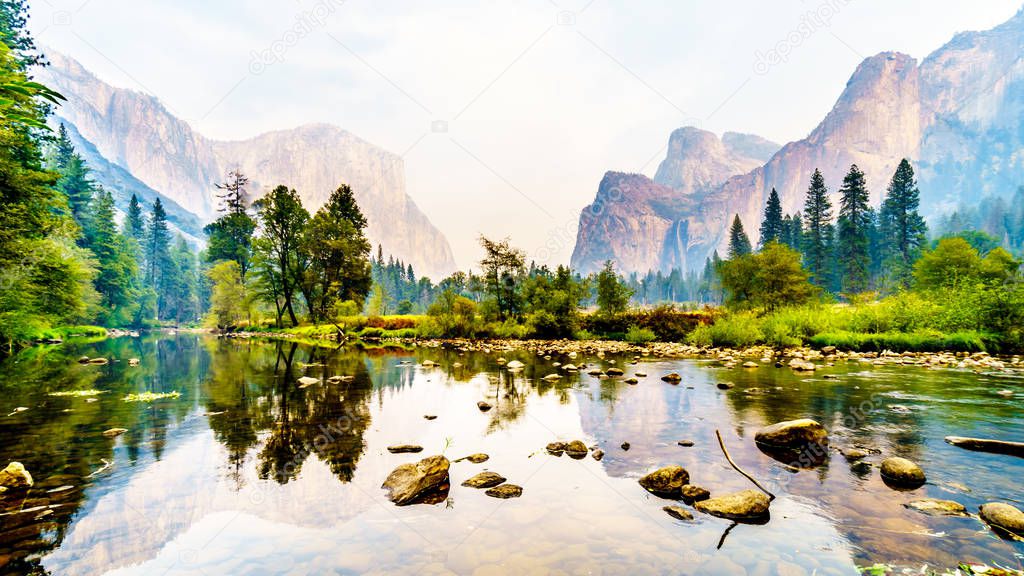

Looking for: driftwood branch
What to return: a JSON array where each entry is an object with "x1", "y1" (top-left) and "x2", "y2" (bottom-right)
[{"x1": 715, "y1": 429, "x2": 775, "y2": 501}]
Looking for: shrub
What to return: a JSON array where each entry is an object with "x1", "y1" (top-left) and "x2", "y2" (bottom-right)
[
  {"x1": 358, "y1": 326, "x2": 385, "y2": 339},
  {"x1": 624, "y1": 325, "x2": 656, "y2": 344}
]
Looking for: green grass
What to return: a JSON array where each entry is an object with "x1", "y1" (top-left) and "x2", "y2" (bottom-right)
[{"x1": 809, "y1": 330, "x2": 992, "y2": 352}]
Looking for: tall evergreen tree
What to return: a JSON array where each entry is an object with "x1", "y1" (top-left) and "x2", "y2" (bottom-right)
[
  {"x1": 759, "y1": 188, "x2": 784, "y2": 247},
  {"x1": 879, "y1": 159, "x2": 927, "y2": 288},
  {"x1": 214, "y1": 170, "x2": 250, "y2": 215},
  {"x1": 727, "y1": 214, "x2": 752, "y2": 259},
  {"x1": 205, "y1": 171, "x2": 256, "y2": 277},
  {"x1": 54, "y1": 150, "x2": 95, "y2": 225},
  {"x1": 125, "y1": 193, "x2": 145, "y2": 240},
  {"x1": 84, "y1": 188, "x2": 137, "y2": 324},
  {"x1": 145, "y1": 198, "x2": 172, "y2": 319},
  {"x1": 802, "y1": 168, "x2": 833, "y2": 288},
  {"x1": 837, "y1": 164, "x2": 872, "y2": 294}
]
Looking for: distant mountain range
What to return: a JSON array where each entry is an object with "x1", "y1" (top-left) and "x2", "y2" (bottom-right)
[
  {"x1": 572, "y1": 8, "x2": 1024, "y2": 274},
  {"x1": 39, "y1": 52, "x2": 457, "y2": 279}
]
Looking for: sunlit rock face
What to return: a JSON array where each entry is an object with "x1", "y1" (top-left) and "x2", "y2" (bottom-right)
[
  {"x1": 574, "y1": 9, "x2": 1024, "y2": 273},
  {"x1": 39, "y1": 52, "x2": 457, "y2": 279}
]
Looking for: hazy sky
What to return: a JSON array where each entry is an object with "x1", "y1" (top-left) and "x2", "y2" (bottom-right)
[{"x1": 29, "y1": 0, "x2": 1023, "y2": 270}]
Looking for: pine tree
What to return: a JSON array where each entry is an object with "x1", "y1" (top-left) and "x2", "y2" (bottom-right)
[
  {"x1": 55, "y1": 152, "x2": 95, "y2": 225},
  {"x1": 836, "y1": 164, "x2": 872, "y2": 294},
  {"x1": 802, "y1": 168, "x2": 834, "y2": 288},
  {"x1": 215, "y1": 170, "x2": 250, "y2": 215},
  {"x1": 727, "y1": 214, "x2": 752, "y2": 259},
  {"x1": 145, "y1": 198, "x2": 172, "y2": 319},
  {"x1": 759, "y1": 188, "x2": 784, "y2": 247},
  {"x1": 879, "y1": 159, "x2": 927, "y2": 288},
  {"x1": 126, "y1": 194, "x2": 145, "y2": 240},
  {"x1": 54, "y1": 123, "x2": 75, "y2": 169}
]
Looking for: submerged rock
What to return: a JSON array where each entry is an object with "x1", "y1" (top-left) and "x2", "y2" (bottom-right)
[
  {"x1": 423, "y1": 414, "x2": 437, "y2": 420},
  {"x1": 638, "y1": 466, "x2": 690, "y2": 499},
  {"x1": 663, "y1": 505, "x2": 694, "y2": 521},
  {"x1": 677, "y1": 440, "x2": 694, "y2": 447},
  {"x1": 944, "y1": 436, "x2": 1024, "y2": 458},
  {"x1": 620, "y1": 442, "x2": 631, "y2": 451},
  {"x1": 461, "y1": 453, "x2": 489, "y2": 463},
  {"x1": 387, "y1": 444, "x2": 424, "y2": 454},
  {"x1": 661, "y1": 373, "x2": 682, "y2": 383},
  {"x1": 606, "y1": 367, "x2": 624, "y2": 376},
  {"x1": 0, "y1": 462, "x2": 33, "y2": 491},
  {"x1": 880, "y1": 457, "x2": 926, "y2": 488},
  {"x1": 461, "y1": 471, "x2": 506, "y2": 488},
  {"x1": 694, "y1": 489, "x2": 770, "y2": 520},
  {"x1": 980, "y1": 502, "x2": 1024, "y2": 536},
  {"x1": 381, "y1": 455, "x2": 450, "y2": 505},
  {"x1": 625, "y1": 377, "x2": 639, "y2": 384},
  {"x1": 591, "y1": 449, "x2": 604, "y2": 461},
  {"x1": 477, "y1": 401, "x2": 492, "y2": 412},
  {"x1": 546, "y1": 441, "x2": 568, "y2": 455},
  {"x1": 485, "y1": 484, "x2": 522, "y2": 499},
  {"x1": 904, "y1": 499, "x2": 967, "y2": 516}
]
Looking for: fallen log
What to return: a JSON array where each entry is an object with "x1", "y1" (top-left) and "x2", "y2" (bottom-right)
[{"x1": 944, "y1": 436, "x2": 1024, "y2": 458}]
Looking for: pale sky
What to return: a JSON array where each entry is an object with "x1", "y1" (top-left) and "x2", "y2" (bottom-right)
[{"x1": 29, "y1": 0, "x2": 1023, "y2": 271}]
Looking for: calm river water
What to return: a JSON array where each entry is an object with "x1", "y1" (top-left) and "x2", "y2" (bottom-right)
[{"x1": 0, "y1": 334, "x2": 1022, "y2": 575}]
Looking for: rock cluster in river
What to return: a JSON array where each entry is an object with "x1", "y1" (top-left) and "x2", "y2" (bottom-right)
[
  {"x1": 381, "y1": 455, "x2": 450, "y2": 505},
  {"x1": 638, "y1": 466, "x2": 690, "y2": 499}
]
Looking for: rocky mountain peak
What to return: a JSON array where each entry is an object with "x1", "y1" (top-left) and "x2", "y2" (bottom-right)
[{"x1": 653, "y1": 126, "x2": 777, "y2": 194}]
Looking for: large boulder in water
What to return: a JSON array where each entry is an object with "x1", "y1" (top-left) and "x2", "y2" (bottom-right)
[
  {"x1": 880, "y1": 457, "x2": 926, "y2": 488},
  {"x1": 638, "y1": 466, "x2": 690, "y2": 499},
  {"x1": 980, "y1": 502, "x2": 1024, "y2": 536},
  {"x1": 381, "y1": 455, "x2": 450, "y2": 505},
  {"x1": 755, "y1": 419, "x2": 829, "y2": 450},
  {"x1": 0, "y1": 462, "x2": 33, "y2": 491},
  {"x1": 694, "y1": 489, "x2": 770, "y2": 521}
]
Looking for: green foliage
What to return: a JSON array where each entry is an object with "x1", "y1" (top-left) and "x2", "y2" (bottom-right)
[
  {"x1": 624, "y1": 325, "x2": 656, "y2": 344},
  {"x1": 206, "y1": 260, "x2": 246, "y2": 329},
  {"x1": 719, "y1": 243, "x2": 816, "y2": 311},
  {"x1": 809, "y1": 330, "x2": 990, "y2": 353},
  {"x1": 423, "y1": 290, "x2": 479, "y2": 338},
  {"x1": 479, "y1": 236, "x2": 526, "y2": 321},
  {"x1": 300, "y1": 184, "x2": 372, "y2": 322},
  {"x1": 596, "y1": 260, "x2": 632, "y2": 316},
  {"x1": 253, "y1": 185, "x2": 309, "y2": 325},
  {"x1": 914, "y1": 238, "x2": 982, "y2": 290},
  {"x1": 204, "y1": 212, "x2": 256, "y2": 276},
  {"x1": 687, "y1": 311, "x2": 763, "y2": 348}
]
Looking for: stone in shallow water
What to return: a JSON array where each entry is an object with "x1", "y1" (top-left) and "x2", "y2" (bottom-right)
[
  {"x1": 663, "y1": 505, "x2": 693, "y2": 521},
  {"x1": 880, "y1": 457, "x2": 926, "y2": 488},
  {"x1": 620, "y1": 442, "x2": 631, "y2": 451},
  {"x1": 564, "y1": 440, "x2": 589, "y2": 459},
  {"x1": 681, "y1": 484, "x2": 710, "y2": 503},
  {"x1": 904, "y1": 499, "x2": 967, "y2": 516},
  {"x1": 297, "y1": 376, "x2": 318, "y2": 387},
  {"x1": 661, "y1": 373, "x2": 682, "y2": 383},
  {"x1": 0, "y1": 462, "x2": 33, "y2": 490},
  {"x1": 461, "y1": 471, "x2": 506, "y2": 489},
  {"x1": 754, "y1": 419, "x2": 829, "y2": 450},
  {"x1": 477, "y1": 401, "x2": 492, "y2": 412},
  {"x1": 980, "y1": 502, "x2": 1024, "y2": 536},
  {"x1": 485, "y1": 484, "x2": 522, "y2": 499},
  {"x1": 102, "y1": 428, "x2": 128, "y2": 438},
  {"x1": 638, "y1": 466, "x2": 690, "y2": 499},
  {"x1": 694, "y1": 489, "x2": 770, "y2": 520},
  {"x1": 387, "y1": 445, "x2": 423, "y2": 454},
  {"x1": 381, "y1": 455, "x2": 450, "y2": 505},
  {"x1": 605, "y1": 368, "x2": 624, "y2": 376},
  {"x1": 461, "y1": 453, "x2": 489, "y2": 463},
  {"x1": 677, "y1": 440, "x2": 694, "y2": 447},
  {"x1": 546, "y1": 441, "x2": 567, "y2": 455},
  {"x1": 591, "y1": 449, "x2": 604, "y2": 461}
]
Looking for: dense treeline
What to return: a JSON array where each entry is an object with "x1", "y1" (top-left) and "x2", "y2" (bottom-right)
[
  {"x1": 0, "y1": 2, "x2": 202, "y2": 346},
  {"x1": 708, "y1": 160, "x2": 1024, "y2": 351}
]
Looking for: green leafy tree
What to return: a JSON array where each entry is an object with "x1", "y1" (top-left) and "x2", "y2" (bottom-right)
[
  {"x1": 206, "y1": 260, "x2": 247, "y2": 329},
  {"x1": 914, "y1": 238, "x2": 982, "y2": 290},
  {"x1": 299, "y1": 184, "x2": 372, "y2": 322},
  {"x1": 727, "y1": 214, "x2": 752, "y2": 259},
  {"x1": 253, "y1": 185, "x2": 309, "y2": 325},
  {"x1": 759, "y1": 188, "x2": 784, "y2": 247},
  {"x1": 879, "y1": 159, "x2": 927, "y2": 288},
  {"x1": 719, "y1": 243, "x2": 816, "y2": 311},
  {"x1": 595, "y1": 260, "x2": 632, "y2": 316},
  {"x1": 802, "y1": 168, "x2": 834, "y2": 288},
  {"x1": 479, "y1": 236, "x2": 525, "y2": 321}
]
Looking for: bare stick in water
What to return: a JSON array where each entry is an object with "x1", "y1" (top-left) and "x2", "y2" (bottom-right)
[{"x1": 715, "y1": 429, "x2": 775, "y2": 501}]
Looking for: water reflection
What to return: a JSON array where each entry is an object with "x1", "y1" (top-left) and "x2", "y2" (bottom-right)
[{"x1": 0, "y1": 336, "x2": 1020, "y2": 575}]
